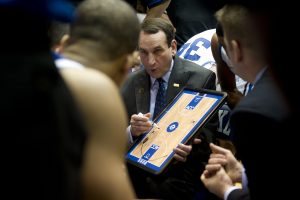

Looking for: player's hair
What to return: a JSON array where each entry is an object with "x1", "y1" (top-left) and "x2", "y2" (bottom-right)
[{"x1": 67, "y1": 0, "x2": 140, "y2": 61}]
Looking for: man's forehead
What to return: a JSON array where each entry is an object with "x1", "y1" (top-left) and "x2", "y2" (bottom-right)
[
  {"x1": 139, "y1": 31, "x2": 167, "y2": 48},
  {"x1": 140, "y1": 30, "x2": 167, "y2": 40}
]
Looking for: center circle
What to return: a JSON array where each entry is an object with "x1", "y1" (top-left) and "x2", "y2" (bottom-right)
[{"x1": 167, "y1": 122, "x2": 179, "y2": 132}]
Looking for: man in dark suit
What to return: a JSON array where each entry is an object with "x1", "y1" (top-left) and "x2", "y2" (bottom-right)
[
  {"x1": 200, "y1": 4, "x2": 291, "y2": 200},
  {"x1": 121, "y1": 18, "x2": 218, "y2": 200}
]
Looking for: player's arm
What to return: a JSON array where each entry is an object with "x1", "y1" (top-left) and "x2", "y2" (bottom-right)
[
  {"x1": 145, "y1": 0, "x2": 171, "y2": 19},
  {"x1": 60, "y1": 68, "x2": 135, "y2": 200},
  {"x1": 211, "y1": 33, "x2": 243, "y2": 109},
  {"x1": 211, "y1": 33, "x2": 236, "y2": 92},
  {"x1": 145, "y1": 0, "x2": 175, "y2": 31}
]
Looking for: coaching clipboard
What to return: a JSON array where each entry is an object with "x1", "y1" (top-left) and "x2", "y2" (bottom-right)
[{"x1": 126, "y1": 88, "x2": 227, "y2": 174}]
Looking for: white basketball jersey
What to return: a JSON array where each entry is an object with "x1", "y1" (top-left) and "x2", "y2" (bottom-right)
[
  {"x1": 220, "y1": 46, "x2": 250, "y2": 95},
  {"x1": 177, "y1": 29, "x2": 219, "y2": 90},
  {"x1": 177, "y1": 29, "x2": 216, "y2": 72}
]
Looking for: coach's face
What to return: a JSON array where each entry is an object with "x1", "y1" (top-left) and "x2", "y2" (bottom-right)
[{"x1": 138, "y1": 30, "x2": 176, "y2": 79}]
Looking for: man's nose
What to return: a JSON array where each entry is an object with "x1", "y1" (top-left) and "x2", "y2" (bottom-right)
[{"x1": 148, "y1": 53, "x2": 155, "y2": 65}]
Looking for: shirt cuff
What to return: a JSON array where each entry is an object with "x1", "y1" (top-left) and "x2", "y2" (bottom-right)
[
  {"x1": 224, "y1": 186, "x2": 240, "y2": 200},
  {"x1": 242, "y1": 167, "x2": 248, "y2": 188},
  {"x1": 126, "y1": 125, "x2": 134, "y2": 146}
]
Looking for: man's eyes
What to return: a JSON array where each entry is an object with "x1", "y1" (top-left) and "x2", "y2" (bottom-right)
[
  {"x1": 153, "y1": 49, "x2": 163, "y2": 54},
  {"x1": 139, "y1": 49, "x2": 147, "y2": 54},
  {"x1": 139, "y1": 48, "x2": 164, "y2": 55}
]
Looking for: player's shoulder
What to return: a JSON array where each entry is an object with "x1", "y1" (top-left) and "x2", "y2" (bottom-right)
[{"x1": 60, "y1": 67, "x2": 118, "y2": 97}]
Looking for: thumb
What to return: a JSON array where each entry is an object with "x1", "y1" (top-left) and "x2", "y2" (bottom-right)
[{"x1": 144, "y1": 112, "x2": 151, "y2": 118}]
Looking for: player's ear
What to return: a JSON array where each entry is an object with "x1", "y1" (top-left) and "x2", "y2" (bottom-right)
[
  {"x1": 57, "y1": 34, "x2": 69, "y2": 53},
  {"x1": 112, "y1": 53, "x2": 134, "y2": 87},
  {"x1": 124, "y1": 51, "x2": 140, "y2": 72}
]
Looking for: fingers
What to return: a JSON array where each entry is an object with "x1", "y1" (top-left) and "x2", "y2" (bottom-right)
[
  {"x1": 173, "y1": 143, "x2": 192, "y2": 162},
  {"x1": 201, "y1": 170, "x2": 209, "y2": 180},
  {"x1": 130, "y1": 121, "x2": 152, "y2": 128},
  {"x1": 210, "y1": 153, "x2": 226, "y2": 159},
  {"x1": 210, "y1": 143, "x2": 230, "y2": 155},
  {"x1": 202, "y1": 170, "x2": 209, "y2": 178},
  {"x1": 144, "y1": 112, "x2": 151, "y2": 118},
  {"x1": 130, "y1": 113, "x2": 152, "y2": 136},
  {"x1": 205, "y1": 163, "x2": 222, "y2": 175},
  {"x1": 130, "y1": 122, "x2": 152, "y2": 134},
  {"x1": 131, "y1": 113, "x2": 150, "y2": 122},
  {"x1": 130, "y1": 125, "x2": 151, "y2": 137},
  {"x1": 176, "y1": 143, "x2": 192, "y2": 155},
  {"x1": 208, "y1": 154, "x2": 227, "y2": 166},
  {"x1": 193, "y1": 138, "x2": 201, "y2": 144},
  {"x1": 130, "y1": 113, "x2": 152, "y2": 127},
  {"x1": 208, "y1": 158, "x2": 227, "y2": 167},
  {"x1": 202, "y1": 167, "x2": 218, "y2": 179},
  {"x1": 173, "y1": 154, "x2": 186, "y2": 162}
]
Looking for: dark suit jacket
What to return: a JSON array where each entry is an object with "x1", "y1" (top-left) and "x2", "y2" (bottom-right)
[
  {"x1": 121, "y1": 55, "x2": 219, "y2": 200},
  {"x1": 228, "y1": 69, "x2": 290, "y2": 200},
  {"x1": 122, "y1": 55, "x2": 216, "y2": 116},
  {"x1": 228, "y1": 189, "x2": 250, "y2": 200}
]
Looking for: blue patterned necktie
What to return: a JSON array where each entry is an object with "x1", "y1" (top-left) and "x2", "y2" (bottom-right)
[{"x1": 153, "y1": 78, "x2": 166, "y2": 119}]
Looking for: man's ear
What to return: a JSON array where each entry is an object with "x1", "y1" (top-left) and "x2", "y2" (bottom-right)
[
  {"x1": 231, "y1": 40, "x2": 242, "y2": 63},
  {"x1": 56, "y1": 34, "x2": 69, "y2": 53},
  {"x1": 171, "y1": 39, "x2": 177, "y2": 56}
]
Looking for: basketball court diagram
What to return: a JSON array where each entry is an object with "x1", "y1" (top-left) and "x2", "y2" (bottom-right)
[{"x1": 127, "y1": 90, "x2": 224, "y2": 173}]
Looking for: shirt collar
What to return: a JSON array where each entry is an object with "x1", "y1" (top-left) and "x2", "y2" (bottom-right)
[{"x1": 253, "y1": 66, "x2": 268, "y2": 86}]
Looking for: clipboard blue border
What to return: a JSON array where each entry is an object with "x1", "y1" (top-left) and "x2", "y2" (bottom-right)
[{"x1": 126, "y1": 88, "x2": 227, "y2": 174}]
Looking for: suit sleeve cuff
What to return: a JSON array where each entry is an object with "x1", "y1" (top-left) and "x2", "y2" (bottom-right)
[{"x1": 224, "y1": 186, "x2": 240, "y2": 200}]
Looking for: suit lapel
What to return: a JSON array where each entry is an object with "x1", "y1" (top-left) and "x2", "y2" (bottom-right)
[
  {"x1": 166, "y1": 56, "x2": 190, "y2": 104},
  {"x1": 134, "y1": 70, "x2": 150, "y2": 113}
]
